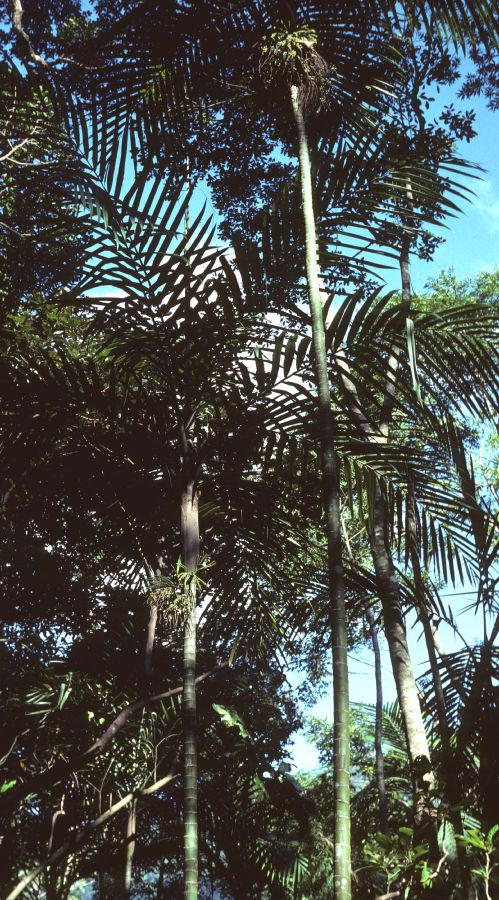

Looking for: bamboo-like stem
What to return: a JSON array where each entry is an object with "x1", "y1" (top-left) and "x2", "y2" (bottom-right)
[
  {"x1": 290, "y1": 83, "x2": 350, "y2": 900},
  {"x1": 406, "y1": 476, "x2": 472, "y2": 895},
  {"x1": 371, "y1": 236, "x2": 435, "y2": 834},
  {"x1": 144, "y1": 603, "x2": 158, "y2": 682},
  {"x1": 365, "y1": 604, "x2": 390, "y2": 835},
  {"x1": 181, "y1": 477, "x2": 199, "y2": 900},
  {"x1": 124, "y1": 798, "x2": 137, "y2": 898}
]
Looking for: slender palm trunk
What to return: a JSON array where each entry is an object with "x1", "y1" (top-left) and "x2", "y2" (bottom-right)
[
  {"x1": 337, "y1": 237, "x2": 435, "y2": 828},
  {"x1": 340, "y1": 356, "x2": 435, "y2": 837},
  {"x1": 144, "y1": 602, "x2": 158, "y2": 682},
  {"x1": 407, "y1": 478, "x2": 473, "y2": 896},
  {"x1": 365, "y1": 603, "x2": 389, "y2": 835},
  {"x1": 181, "y1": 476, "x2": 199, "y2": 900},
  {"x1": 371, "y1": 484, "x2": 434, "y2": 833},
  {"x1": 369, "y1": 237, "x2": 436, "y2": 836},
  {"x1": 124, "y1": 798, "x2": 137, "y2": 898},
  {"x1": 156, "y1": 858, "x2": 165, "y2": 897},
  {"x1": 290, "y1": 84, "x2": 350, "y2": 900}
]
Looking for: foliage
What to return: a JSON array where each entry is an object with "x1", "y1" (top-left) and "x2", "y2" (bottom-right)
[
  {"x1": 456, "y1": 825, "x2": 499, "y2": 898},
  {"x1": 1, "y1": 2, "x2": 498, "y2": 898}
]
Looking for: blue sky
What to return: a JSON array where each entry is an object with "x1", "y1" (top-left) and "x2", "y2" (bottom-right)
[{"x1": 396, "y1": 80, "x2": 499, "y2": 290}]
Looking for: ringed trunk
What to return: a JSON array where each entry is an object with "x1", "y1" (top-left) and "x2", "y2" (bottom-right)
[
  {"x1": 365, "y1": 603, "x2": 389, "y2": 835},
  {"x1": 371, "y1": 484, "x2": 434, "y2": 832},
  {"x1": 181, "y1": 478, "x2": 200, "y2": 900},
  {"x1": 290, "y1": 83, "x2": 350, "y2": 900},
  {"x1": 144, "y1": 602, "x2": 158, "y2": 683},
  {"x1": 369, "y1": 238, "x2": 435, "y2": 838},
  {"x1": 124, "y1": 798, "x2": 137, "y2": 898},
  {"x1": 407, "y1": 478, "x2": 473, "y2": 896}
]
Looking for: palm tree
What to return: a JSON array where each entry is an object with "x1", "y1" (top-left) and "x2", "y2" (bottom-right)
[
  {"x1": 66, "y1": 16, "x2": 412, "y2": 900},
  {"x1": 258, "y1": 25, "x2": 351, "y2": 895},
  {"x1": 4, "y1": 4, "x2": 499, "y2": 894},
  {"x1": 1, "y1": 83, "x2": 322, "y2": 898}
]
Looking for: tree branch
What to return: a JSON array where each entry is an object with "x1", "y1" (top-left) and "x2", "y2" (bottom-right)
[
  {"x1": 10, "y1": 0, "x2": 48, "y2": 67},
  {"x1": 0, "y1": 135, "x2": 39, "y2": 163},
  {"x1": 9, "y1": 0, "x2": 105, "y2": 71},
  {"x1": 0, "y1": 661, "x2": 228, "y2": 815},
  {"x1": 5, "y1": 769, "x2": 177, "y2": 900}
]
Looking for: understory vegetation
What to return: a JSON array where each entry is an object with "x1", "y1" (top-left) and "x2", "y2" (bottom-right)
[{"x1": 1, "y1": 2, "x2": 498, "y2": 898}]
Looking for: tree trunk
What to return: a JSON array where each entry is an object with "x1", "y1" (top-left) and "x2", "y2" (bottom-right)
[
  {"x1": 124, "y1": 798, "x2": 137, "y2": 898},
  {"x1": 371, "y1": 483, "x2": 434, "y2": 833},
  {"x1": 406, "y1": 478, "x2": 473, "y2": 896},
  {"x1": 156, "y1": 858, "x2": 165, "y2": 898},
  {"x1": 290, "y1": 84, "x2": 350, "y2": 900},
  {"x1": 181, "y1": 477, "x2": 199, "y2": 900},
  {"x1": 340, "y1": 338, "x2": 436, "y2": 840},
  {"x1": 144, "y1": 602, "x2": 158, "y2": 682},
  {"x1": 369, "y1": 235, "x2": 436, "y2": 838},
  {"x1": 365, "y1": 603, "x2": 389, "y2": 835},
  {"x1": 337, "y1": 231, "x2": 436, "y2": 836}
]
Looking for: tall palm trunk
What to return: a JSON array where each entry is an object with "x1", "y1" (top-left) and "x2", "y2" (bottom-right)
[
  {"x1": 407, "y1": 477, "x2": 473, "y2": 896},
  {"x1": 144, "y1": 602, "x2": 158, "y2": 682},
  {"x1": 339, "y1": 355, "x2": 435, "y2": 834},
  {"x1": 365, "y1": 603, "x2": 389, "y2": 835},
  {"x1": 370, "y1": 236, "x2": 436, "y2": 834},
  {"x1": 124, "y1": 798, "x2": 137, "y2": 898},
  {"x1": 337, "y1": 232, "x2": 436, "y2": 827},
  {"x1": 371, "y1": 484, "x2": 434, "y2": 832},
  {"x1": 181, "y1": 475, "x2": 200, "y2": 900},
  {"x1": 290, "y1": 84, "x2": 350, "y2": 900}
]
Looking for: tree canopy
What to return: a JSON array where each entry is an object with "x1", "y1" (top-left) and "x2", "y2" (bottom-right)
[{"x1": 1, "y1": 2, "x2": 498, "y2": 899}]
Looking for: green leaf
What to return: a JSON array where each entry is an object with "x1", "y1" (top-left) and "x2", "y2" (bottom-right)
[
  {"x1": 57, "y1": 680, "x2": 72, "y2": 710},
  {"x1": 375, "y1": 832, "x2": 393, "y2": 849},
  {"x1": 456, "y1": 833, "x2": 487, "y2": 850},
  {"x1": 0, "y1": 780, "x2": 17, "y2": 794},
  {"x1": 420, "y1": 860, "x2": 431, "y2": 886},
  {"x1": 212, "y1": 703, "x2": 249, "y2": 738}
]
